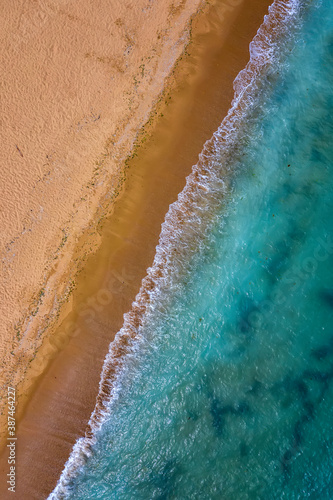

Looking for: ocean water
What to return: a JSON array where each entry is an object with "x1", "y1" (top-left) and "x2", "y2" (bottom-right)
[{"x1": 51, "y1": 0, "x2": 333, "y2": 498}]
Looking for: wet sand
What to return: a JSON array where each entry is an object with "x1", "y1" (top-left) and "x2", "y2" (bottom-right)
[{"x1": 0, "y1": 0, "x2": 272, "y2": 498}]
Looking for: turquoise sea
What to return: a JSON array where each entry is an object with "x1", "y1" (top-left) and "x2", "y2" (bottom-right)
[{"x1": 51, "y1": 0, "x2": 333, "y2": 498}]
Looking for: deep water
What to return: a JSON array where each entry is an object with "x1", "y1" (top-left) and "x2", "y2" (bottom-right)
[{"x1": 52, "y1": 0, "x2": 333, "y2": 498}]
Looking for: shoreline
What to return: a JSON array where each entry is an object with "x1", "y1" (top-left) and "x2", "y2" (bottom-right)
[
  {"x1": 0, "y1": 0, "x2": 273, "y2": 498},
  {"x1": 0, "y1": 0, "x2": 202, "y2": 433}
]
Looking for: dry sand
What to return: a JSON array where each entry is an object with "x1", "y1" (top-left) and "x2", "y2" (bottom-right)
[{"x1": 0, "y1": 0, "x2": 272, "y2": 497}]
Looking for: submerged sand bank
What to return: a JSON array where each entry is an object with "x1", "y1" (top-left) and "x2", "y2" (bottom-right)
[{"x1": 0, "y1": 0, "x2": 272, "y2": 497}]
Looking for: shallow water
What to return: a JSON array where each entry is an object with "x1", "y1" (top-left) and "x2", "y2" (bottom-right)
[{"x1": 51, "y1": 0, "x2": 333, "y2": 498}]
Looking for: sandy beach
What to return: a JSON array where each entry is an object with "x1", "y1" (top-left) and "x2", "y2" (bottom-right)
[
  {"x1": 0, "y1": 0, "x2": 272, "y2": 497},
  {"x1": 0, "y1": 0, "x2": 202, "y2": 439}
]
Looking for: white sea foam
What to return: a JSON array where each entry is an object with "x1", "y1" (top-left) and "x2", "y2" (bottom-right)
[{"x1": 49, "y1": 1, "x2": 302, "y2": 497}]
